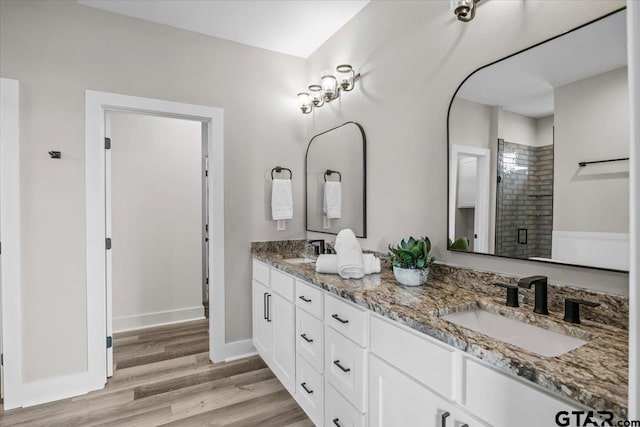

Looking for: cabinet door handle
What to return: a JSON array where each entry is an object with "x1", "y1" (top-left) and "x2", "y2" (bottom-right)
[
  {"x1": 266, "y1": 294, "x2": 272, "y2": 322},
  {"x1": 332, "y1": 418, "x2": 342, "y2": 427},
  {"x1": 441, "y1": 411, "x2": 450, "y2": 427},
  {"x1": 263, "y1": 292, "x2": 268, "y2": 320},
  {"x1": 301, "y1": 382, "x2": 313, "y2": 394},
  {"x1": 300, "y1": 333, "x2": 313, "y2": 343},
  {"x1": 299, "y1": 295, "x2": 312, "y2": 303},
  {"x1": 333, "y1": 360, "x2": 351, "y2": 373},
  {"x1": 331, "y1": 313, "x2": 349, "y2": 324},
  {"x1": 461, "y1": 425, "x2": 469, "y2": 427}
]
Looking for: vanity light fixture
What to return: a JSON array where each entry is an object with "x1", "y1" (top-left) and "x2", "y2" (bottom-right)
[
  {"x1": 452, "y1": 0, "x2": 480, "y2": 22},
  {"x1": 299, "y1": 64, "x2": 361, "y2": 114},
  {"x1": 297, "y1": 91, "x2": 313, "y2": 114}
]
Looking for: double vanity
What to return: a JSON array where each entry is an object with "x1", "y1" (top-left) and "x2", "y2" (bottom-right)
[{"x1": 251, "y1": 240, "x2": 628, "y2": 427}]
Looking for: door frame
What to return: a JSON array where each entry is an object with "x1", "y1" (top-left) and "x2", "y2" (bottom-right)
[
  {"x1": 85, "y1": 90, "x2": 225, "y2": 389},
  {"x1": 448, "y1": 144, "x2": 491, "y2": 253},
  {"x1": 0, "y1": 77, "x2": 23, "y2": 409}
]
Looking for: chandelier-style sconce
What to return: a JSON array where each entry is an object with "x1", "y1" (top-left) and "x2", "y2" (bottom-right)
[
  {"x1": 297, "y1": 64, "x2": 360, "y2": 114},
  {"x1": 452, "y1": 0, "x2": 480, "y2": 22}
]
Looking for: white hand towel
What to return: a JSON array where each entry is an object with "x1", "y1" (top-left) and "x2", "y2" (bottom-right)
[
  {"x1": 316, "y1": 254, "x2": 380, "y2": 275},
  {"x1": 335, "y1": 229, "x2": 365, "y2": 279},
  {"x1": 271, "y1": 179, "x2": 293, "y2": 220},
  {"x1": 323, "y1": 181, "x2": 342, "y2": 219}
]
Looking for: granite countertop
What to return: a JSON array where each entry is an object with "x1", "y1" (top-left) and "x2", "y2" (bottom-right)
[{"x1": 251, "y1": 247, "x2": 629, "y2": 419}]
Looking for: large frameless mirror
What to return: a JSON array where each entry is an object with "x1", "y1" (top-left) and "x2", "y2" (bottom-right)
[{"x1": 447, "y1": 8, "x2": 629, "y2": 271}]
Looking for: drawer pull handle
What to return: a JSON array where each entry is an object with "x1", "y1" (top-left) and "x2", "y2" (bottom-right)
[
  {"x1": 299, "y1": 295, "x2": 312, "y2": 303},
  {"x1": 263, "y1": 292, "x2": 268, "y2": 320},
  {"x1": 333, "y1": 360, "x2": 351, "y2": 373},
  {"x1": 461, "y1": 425, "x2": 468, "y2": 427},
  {"x1": 300, "y1": 333, "x2": 313, "y2": 343},
  {"x1": 331, "y1": 314, "x2": 349, "y2": 324},
  {"x1": 333, "y1": 419, "x2": 342, "y2": 427},
  {"x1": 301, "y1": 382, "x2": 314, "y2": 394},
  {"x1": 441, "y1": 411, "x2": 450, "y2": 427}
]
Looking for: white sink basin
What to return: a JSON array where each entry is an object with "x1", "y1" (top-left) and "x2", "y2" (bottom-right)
[
  {"x1": 441, "y1": 309, "x2": 587, "y2": 357},
  {"x1": 283, "y1": 257, "x2": 316, "y2": 264}
]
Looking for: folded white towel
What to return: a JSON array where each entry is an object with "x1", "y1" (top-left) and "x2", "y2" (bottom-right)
[
  {"x1": 335, "y1": 229, "x2": 365, "y2": 279},
  {"x1": 271, "y1": 179, "x2": 293, "y2": 220},
  {"x1": 323, "y1": 181, "x2": 342, "y2": 219},
  {"x1": 316, "y1": 254, "x2": 381, "y2": 275}
]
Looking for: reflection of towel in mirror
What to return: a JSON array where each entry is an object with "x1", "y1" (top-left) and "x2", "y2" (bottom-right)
[
  {"x1": 271, "y1": 179, "x2": 293, "y2": 220},
  {"x1": 323, "y1": 181, "x2": 342, "y2": 219},
  {"x1": 316, "y1": 254, "x2": 380, "y2": 274},
  {"x1": 335, "y1": 229, "x2": 364, "y2": 279}
]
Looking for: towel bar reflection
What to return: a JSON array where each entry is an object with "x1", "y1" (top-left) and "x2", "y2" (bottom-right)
[
  {"x1": 324, "y1": 169, "x2": 342, "y2": 182},
  {"x1": 578, "y1": 157, "x2": 629, "y2": 167},
  {"x1": 271, "y1": 166, "x2": 292, "y2": 180}
]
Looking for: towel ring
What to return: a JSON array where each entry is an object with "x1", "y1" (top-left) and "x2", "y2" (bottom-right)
[
  {"x1": 271, "y1": 166, "x2": 292, "y2": 180},
  {"x1": 324, "y1": 169, "x2": 342, "y2": 182}
]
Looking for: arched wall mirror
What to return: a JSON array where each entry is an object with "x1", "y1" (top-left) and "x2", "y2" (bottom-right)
[
  {"x1": 306, "y1": 121, "x2": 367, "y2": 237},
  {"x1": 447, "y1": 8, "x2": 629, "y2": 272}
]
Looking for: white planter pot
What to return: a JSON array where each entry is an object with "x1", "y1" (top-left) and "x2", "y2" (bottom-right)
[{"x1": 393, "y1": 266, "x2": 429, "y2": 287}]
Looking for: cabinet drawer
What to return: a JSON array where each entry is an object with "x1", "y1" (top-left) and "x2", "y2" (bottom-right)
[
  {"x1": 325, "y1": 382, "x2": 365, "y2": 427},
  {"x1": 370, "y1": 315, "x2": 454, "y2": 400},
  {"x1": 325, "y1": 294, "x2": 368, "y2": 347},
  {"x1": 463, "y1": 358, "x2": 580, "y2": 427},
  {"x1": 270, "y1": 268, "x2": 294, "y2": 301},
  {"x1": 296, "y1": 279, "x2": 324, "y2": 320},
  {"x1": 325, "y1": 327, "x2": 367, "y2": 412},
  {"x1": 296, "y1": 307, "x2": 324, "y2": 373},
  {"x1": 252, "y1": 259, "x2": 270, "y2": 286},
  {"x1": 296, "y1": 355, "x2": 324, "y2": 427}
]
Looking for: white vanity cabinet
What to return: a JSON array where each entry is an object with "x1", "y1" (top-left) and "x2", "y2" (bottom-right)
[{"x1": 252, "y1": 259, "x2": 589, "y2": 427}]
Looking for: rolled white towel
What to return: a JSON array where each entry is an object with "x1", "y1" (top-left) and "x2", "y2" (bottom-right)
[
  {"x1": 316, "y1": 254, "x2": 381, "y2": 275},
  {"x1": 335, "y1": 229, "x2": 365, "y2": 279}
]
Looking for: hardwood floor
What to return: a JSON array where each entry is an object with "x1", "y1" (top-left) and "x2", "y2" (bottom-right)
[{"x1": 0, "y1": 319, "x2": 312, "y2": 426}]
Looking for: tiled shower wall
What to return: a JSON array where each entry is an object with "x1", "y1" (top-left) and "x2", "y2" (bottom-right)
[{"x1": 495, "y1": 140, "x2": 553, "y2": 259}]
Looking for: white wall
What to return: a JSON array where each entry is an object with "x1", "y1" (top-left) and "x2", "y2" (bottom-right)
[
  {"x1": 110, "y1": 112, "x2": 203, "y2": 332},
  {"x1": 554, "y1": 67, "x2": 629, "y2": 233},
  {"x1": 0, "y1": 0, "x2": 305, "y2": 384},
  {"x1": 306, "y1": 0, "x2": 628, "y2": 294}
]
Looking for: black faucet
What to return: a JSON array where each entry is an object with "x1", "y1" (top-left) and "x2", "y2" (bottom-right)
[
  {"x1": 307, "y1": 239, "x2": 325, "y2": 256},
  {"x1": 518, "y1": 275, "x2": 549, "y2": 315},
  {"x1": 564, "y1": 298, "x2": 600, "y2": 324},
  {"x1": 491, "y1": 283, "x2": 519, "y2": 307}
]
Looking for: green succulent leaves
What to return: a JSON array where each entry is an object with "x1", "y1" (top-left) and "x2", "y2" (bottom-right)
[
  {"x1": 388, "y1": 236, "x2": 435, "y2": 270},
  {"x1": 447, "y1": 237, "x2": 470, "y2": 251}
]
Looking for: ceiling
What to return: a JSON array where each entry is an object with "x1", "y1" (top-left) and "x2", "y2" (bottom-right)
[
  {"x1": 457, "y1": 10, "x2": 627, "y2": 118},
  {"x1": 78, "y1": 0, "x2": 370, "y2": 58}
]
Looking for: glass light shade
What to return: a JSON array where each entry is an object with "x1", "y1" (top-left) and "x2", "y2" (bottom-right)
[
  {"x1": 320, "y1": 70, "x2": 338, "y2": 101},
  {"x1": 336, "y1": 64, "x2": 355, "y2": 91},
  {"x1": 297, "y1": 92, "x2": 313, "y2": 114},
  {"x1": 308, "y1": 84, "x2": 324, "y2": 107}
]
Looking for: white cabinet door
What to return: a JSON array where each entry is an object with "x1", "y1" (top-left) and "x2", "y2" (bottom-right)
[
  {"x1": 369, "y1": 355, "x2": 454, "y2": 427},
  {"x1": 270, "y1": 291, "x2": 296, "y2": 394},
  {"x1": 252, "y1": 280, "x2": 272, "y2": 359}
]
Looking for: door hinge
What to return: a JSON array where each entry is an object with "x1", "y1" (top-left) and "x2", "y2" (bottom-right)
[
  {"x1": 105, "y1": 137, "x2": 111, "y2": 150},
  {"x1": 106, "y1": 238, "x2": 112, "y2": 250},
  {"x1": 1, "y1": 353, "x2": 4, "y2": 366},
  {"x1": 206, "y1": 277, "x2": 209, "y2": 285},
  {"x1": 106, "y1": 336, "x2": 113, "y2": 349}
]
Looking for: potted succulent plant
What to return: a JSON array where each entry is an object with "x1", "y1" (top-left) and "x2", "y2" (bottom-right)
[{"x1": 388, "y1": 236, "x2": 435, "y2": 286}]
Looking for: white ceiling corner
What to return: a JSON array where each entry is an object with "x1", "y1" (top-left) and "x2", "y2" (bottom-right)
[{"x1": 78, "y1": 0, "x2": 370, "y2": 58}]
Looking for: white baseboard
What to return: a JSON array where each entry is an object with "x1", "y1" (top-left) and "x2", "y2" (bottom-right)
[
  {"x1": 114, "y1": 306, "x2": 204, "y2": 333},
  {"x1": 20, "y1": 372, "x2": 104, "y2": 408},
  {"x1": 224, "y1": 339, "x2": 256, "y2": 362}
]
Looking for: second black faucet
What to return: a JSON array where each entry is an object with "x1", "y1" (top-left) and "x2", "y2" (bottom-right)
[{"x1": 518, "y1": 275, "x2": 549, "y2": 315}]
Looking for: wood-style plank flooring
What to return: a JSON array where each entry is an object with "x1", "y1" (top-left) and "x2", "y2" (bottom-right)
[{"x1": 0, "y1": 319, "x2": 312, "y2": 426}]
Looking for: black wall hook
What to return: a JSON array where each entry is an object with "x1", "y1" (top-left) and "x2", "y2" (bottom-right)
[
  {"x1": 271, "y1": 166, "x2": 292, "y2": 180},
  {"x1": 48, "y1": 151, "x2": 61, "y2": 159}
]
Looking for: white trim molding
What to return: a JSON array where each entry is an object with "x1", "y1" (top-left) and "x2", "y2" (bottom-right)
[
  {"x1": 113, "y1": 306, "x2": 205, "y2": 333},
  {"x1": 224, "y1": 339, "x2": 257, "y2": 362},
  {"x1": 628, "y1": 1, "x2": 640, "y2": 418},
  {"x1": 85, "y1": 91, "x2": 225, "y2": 398},
  {"x1": 0, "y1": 77, "x2": 23, "y2": 409}
]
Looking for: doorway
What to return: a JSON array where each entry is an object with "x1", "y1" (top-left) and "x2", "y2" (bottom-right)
[
  {"x1": 105, "y1": 111, "x2": 209, "y2": 377},
  {"x1": 85, "y1": 91, "x2": 225, "y2": 391}
]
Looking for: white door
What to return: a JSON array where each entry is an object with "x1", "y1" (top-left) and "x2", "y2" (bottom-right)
[
  {"x1": 369, "y1": 355, "x2": 453, "y2": 427},
  {"x1": 270, "y1": 291, "x2": 295, "y2": 393},
  {"x1": 105, "y1": 112, "x2": 114, "y2": 377},
  {"x1": 252, "y1": 280, "x2": 272, "y2": 359}
]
